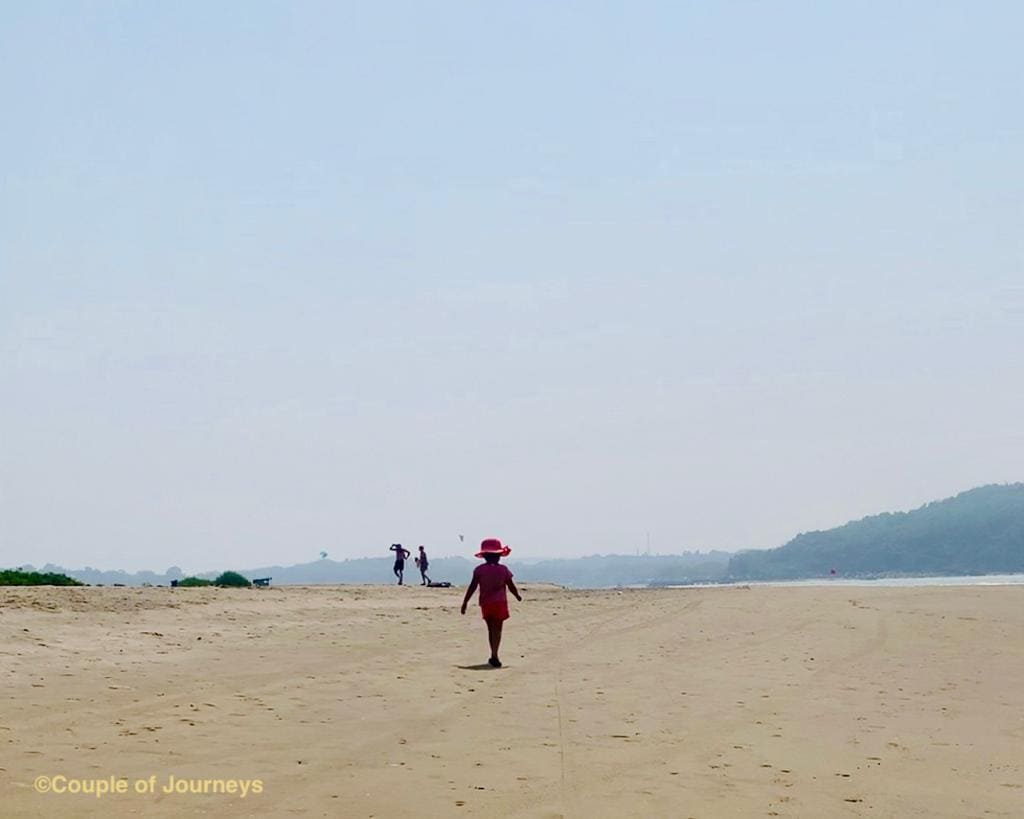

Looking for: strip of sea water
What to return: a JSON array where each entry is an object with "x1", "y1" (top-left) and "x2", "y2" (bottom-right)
[{"x1": 666, "y1": 574, "x2": 1024, "y2": 589}]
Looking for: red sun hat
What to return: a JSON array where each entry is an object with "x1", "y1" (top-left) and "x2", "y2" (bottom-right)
[{"x1": 475, "y1": 537, "x2": 511, "y2": 558}]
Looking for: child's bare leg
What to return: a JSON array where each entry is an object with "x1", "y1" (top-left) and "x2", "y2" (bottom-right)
[{"x1": 486, "y1": 619, "x2": 503, "y2": 665}]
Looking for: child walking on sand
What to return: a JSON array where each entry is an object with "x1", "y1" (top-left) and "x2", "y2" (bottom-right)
[{"x1": 461, "y1": 538, "x2": 521, "y2": 667}]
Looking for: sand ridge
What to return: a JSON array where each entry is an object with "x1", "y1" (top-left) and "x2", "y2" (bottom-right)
[{"x1": 2, "y1": 584, "x2": 1022, "y2": 817}]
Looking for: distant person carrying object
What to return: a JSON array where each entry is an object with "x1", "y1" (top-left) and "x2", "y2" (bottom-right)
[
  {"x1": 416, "y1": 545, "x2": 431, "y2": 586},
  {"x1": 460, "y1": 538, "x2": 521, "y2": 668},
  {"x1": 390, "y1": 543, "x2": 411, "y2": 585}
]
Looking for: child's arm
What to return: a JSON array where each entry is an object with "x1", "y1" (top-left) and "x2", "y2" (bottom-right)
[
  {"x1": 507, "y1": 577, "x2": 522, "y2": 602},
  {"x1": 460, "y1": 578, "x2": 479, "y2": 614}
]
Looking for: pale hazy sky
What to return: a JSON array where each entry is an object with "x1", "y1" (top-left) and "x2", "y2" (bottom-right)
[{"x1": 2, "y1": 2, "x2": 1022, "y2": 573}]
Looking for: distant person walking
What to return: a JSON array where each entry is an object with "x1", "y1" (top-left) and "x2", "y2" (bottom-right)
[
  {"x1": 416, "y1": 545, "x2": 431, "y2": 586},
  {"x1": 461, "y1": 538, "x2": 521, "y2": 668},
  {"x1": 389, "y1": 543, "x2": 411, "y2": 585}
]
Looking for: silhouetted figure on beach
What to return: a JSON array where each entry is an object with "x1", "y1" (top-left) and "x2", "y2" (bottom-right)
[
  {"x1": 461, "y1": 538, "x2": 521, "y2": 667},
  {"x1": 390, "y1": 544, "x2": 411, "y2": 585},
  {"x1": 416, "y1": 545, "x2": 431, "y2": 586}
]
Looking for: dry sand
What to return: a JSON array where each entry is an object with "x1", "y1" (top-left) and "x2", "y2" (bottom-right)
[{"x1": 2, "y1": 582, "x2": 1022, "y2": 817}]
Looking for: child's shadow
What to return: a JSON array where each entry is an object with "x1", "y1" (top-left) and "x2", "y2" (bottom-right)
[{"x1": 455, "y1": 664, "x2": 504, "y2": 671}]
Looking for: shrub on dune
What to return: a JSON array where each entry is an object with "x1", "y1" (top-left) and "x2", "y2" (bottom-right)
[
  {"x1": 214, "y1": 571, "x2": 252, "y2": 588},
  {"x1": 178, "y1": 576, "x2": 214, "y2": 587}
]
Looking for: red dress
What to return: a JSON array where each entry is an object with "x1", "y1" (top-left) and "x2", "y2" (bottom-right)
[{"x1": 473, "y1": 563, "x2": 513, "y2": 621}]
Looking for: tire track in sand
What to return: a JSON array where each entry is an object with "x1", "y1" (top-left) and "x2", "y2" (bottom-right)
[{"x1": 542, "y1": 592, "x2": 704, "y2": 816}]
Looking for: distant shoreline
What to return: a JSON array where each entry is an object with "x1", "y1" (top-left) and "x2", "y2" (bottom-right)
[{"x1": 659, "y1": 573, "x2": 1024, "y2": 589}]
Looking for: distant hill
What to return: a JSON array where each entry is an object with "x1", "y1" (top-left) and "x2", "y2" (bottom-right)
[
  {"x1": 28, "y1": 552, "x2": 732, "y2": 588},
  {"x1": 728, "y1": 483, "x2": 1024, "y2": 579},
  {"x1": 22, "y1": 564, "x2": 187, "y2": 587},
  {"x1": 22, "y1": 484, "x2": 1023, "y2": 586},
  {"x1": 512, "y1": 553, "x2": 731, "y2": 587},
  {"x1": 197, "y1": 556, "x2": 479, "y2": 586},
  {"x1": 201, "y1": 552, "x2": 732, "y2": 588},
  {"x1": 22, "y1": 558, "x2": 475, "y2": 588},
  {"x1": 190, "y1": 555, "x2": 738, "y2": 588}
]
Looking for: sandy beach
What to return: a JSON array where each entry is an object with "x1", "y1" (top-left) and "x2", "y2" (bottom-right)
[{"x1": 2, "y1": 583, "x2": 1022, "y2": 817}]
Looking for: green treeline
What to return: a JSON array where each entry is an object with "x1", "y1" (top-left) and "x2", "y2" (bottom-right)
[{"x1": 1, "y1": 569, "x2": 85, "y2": 586}]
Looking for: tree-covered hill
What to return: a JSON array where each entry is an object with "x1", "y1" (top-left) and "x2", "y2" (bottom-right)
[{"x1": 728, "y1": 483, "x2": 1024, "y2": 579}]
